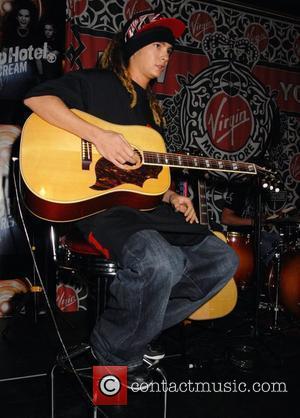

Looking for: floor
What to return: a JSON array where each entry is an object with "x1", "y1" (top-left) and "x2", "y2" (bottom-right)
[{"x1": 0, "y1": 286, "x2": 299, "y2": 418}]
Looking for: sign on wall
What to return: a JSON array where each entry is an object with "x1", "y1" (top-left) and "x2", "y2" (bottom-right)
[{"x1": 64, "y1": 0, "x2": 300, "y2": 221}]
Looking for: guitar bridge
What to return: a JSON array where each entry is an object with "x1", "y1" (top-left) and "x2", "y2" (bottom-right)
[{"x1": 82, "y1": 139, "x2": 92, "y2": 170}]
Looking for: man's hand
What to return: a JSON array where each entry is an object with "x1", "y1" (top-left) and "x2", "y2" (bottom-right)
[
  {"x1": 92, "y1": 129, "x2": 137, "y2": 169},
  {"x1": 168, "y1": 192, "x2": 199, "y2": 224}
]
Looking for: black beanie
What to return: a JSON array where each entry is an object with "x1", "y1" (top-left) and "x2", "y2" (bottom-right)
[
  {"x1": 123, "y1": 27, "x2": 175, "y2": 59},
  {"x1": 122, "y1": 11, "x2": 185, "y2": 59}
]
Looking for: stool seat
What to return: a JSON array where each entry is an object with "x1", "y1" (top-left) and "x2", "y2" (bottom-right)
[
  {"x1": 63, "y1": 235, "x2": 101, "y2": 256},
  {"x1": 60, "y1": 230, "x2": 111, "y2": 259}
]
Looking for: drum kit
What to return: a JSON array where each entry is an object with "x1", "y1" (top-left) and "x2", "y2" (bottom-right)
[
  {"x1": 226, "y1": 212, "x2": 300, "y2": 326},
  {"x1": 265, "y1": 214, "x2": 300, "y2": 326}
]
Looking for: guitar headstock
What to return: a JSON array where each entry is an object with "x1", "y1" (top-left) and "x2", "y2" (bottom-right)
[{"x1": 255, "y1": 164, "x2": 282, "y2": 193}]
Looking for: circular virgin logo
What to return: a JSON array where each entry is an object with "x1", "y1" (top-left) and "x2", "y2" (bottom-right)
[
  {"x1": 124, "y1": 0, "x2": 152, "y2": 20},
  {"x1": 189, "y1": 12, "x2": 215, "y2": 42},
  {"x1": 163, "y1": 34, "x2": 276, "y2": 165},
  {"x1": 56, "y1": 284, "x2": 79, "y2": 312},
  {"x1": 245, "y1": 24, "x2": 269, "y2": 52},
  {"x1": 204, "y1": 92, "x2": 253, "y2": 152}
]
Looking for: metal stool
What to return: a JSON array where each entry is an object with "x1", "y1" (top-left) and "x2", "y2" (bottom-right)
[
  {"x1": 51, "y1": 231, "x2": 117, "y2": 418},
  {"x1": 58, "y1": 230, "x2": 117, "y2": 321}
]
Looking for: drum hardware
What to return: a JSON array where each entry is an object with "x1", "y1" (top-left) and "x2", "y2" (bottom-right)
[
  {"x1": 227, "y1": 173, "x2": 283, "y2": 330},
  {"x1": 224, "y1": 174, "x2": 270, "y2": 339},
  {"x1": 226, "y1": 231, "x2": 254, "y2": 289},
  {"x1": 264, "y1": 215, "x2": 300, "y2": 325},
  {"x1": 224, "y1": 174, "x2": 299, "y2": 368},
  {"x1": 265, "y1": 215, "x2": 300, "y2": 225},
  {"x1": 267, "y1": 248, "x2": 300, "y2": 322},
  {"x1": 269, "y1": 242, "x2": 283, "y2": 331}
]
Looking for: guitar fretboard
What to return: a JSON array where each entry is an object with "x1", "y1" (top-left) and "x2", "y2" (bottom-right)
[
  {"x1": 198, "y1": 179, "x2": 209, "y2": 225},
  {"x1": 143, "y1": 151, "x2": 257, "y2": 175}
]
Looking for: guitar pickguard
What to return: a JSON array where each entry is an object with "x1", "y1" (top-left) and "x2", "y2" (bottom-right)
[{"x1": 90, "y1": 157, "x2": 162, "y2": 190}]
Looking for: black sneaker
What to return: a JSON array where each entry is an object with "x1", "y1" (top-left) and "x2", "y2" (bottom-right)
[{"x1": 143, "y1": 342, "x2": 165, "y2": 361}]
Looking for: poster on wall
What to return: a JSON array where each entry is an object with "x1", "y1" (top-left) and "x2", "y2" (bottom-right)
[
  {"x1": 0, "y1": 0, "x2": 64, "y2": 277},
  {"x1": 0, "y1": 0, "x2": 64, "y2": 124}
]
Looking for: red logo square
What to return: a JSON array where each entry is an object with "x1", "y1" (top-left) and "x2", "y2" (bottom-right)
[{"x1": 93, "y1": 365, "x2": 128, "y2": 405}]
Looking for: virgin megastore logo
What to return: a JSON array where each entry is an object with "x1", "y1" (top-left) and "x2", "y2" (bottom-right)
[{"x1": 164, "y1": 32, "x2": 278, "y2": 171}]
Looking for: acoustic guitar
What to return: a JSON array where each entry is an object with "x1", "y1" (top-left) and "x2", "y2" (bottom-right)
[
  {"x1": 20, "y1": 110, "x2": 243, "y2": 320},
  {"x1": 20, "y1": 109, "x2": 264, "y2": 222}
]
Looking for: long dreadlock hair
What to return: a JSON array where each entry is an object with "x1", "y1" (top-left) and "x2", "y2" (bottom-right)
[{"x1": 100, "y1": 32, "x2": 165, "y2": 127}]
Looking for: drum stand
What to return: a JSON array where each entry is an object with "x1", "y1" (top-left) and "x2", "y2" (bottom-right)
[
  {"x1": 226, "y1": 175, "x2": 286, "y2": 370},
  {"x1": 252, "y1": 176, "x2": 286, "y2": 336},
  {"x1": 252, "y1": 175, "x2": 264, "y2": 337},
  {"x1": 269, "y1": 231, "x2": 284, "y2": 331}
]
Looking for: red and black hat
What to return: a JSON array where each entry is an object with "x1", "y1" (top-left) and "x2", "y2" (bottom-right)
[{"x1": 123, "y1": 11, "x2": 185, "y2": 59}]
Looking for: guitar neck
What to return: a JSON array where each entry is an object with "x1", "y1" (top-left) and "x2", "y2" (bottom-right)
[
  {"x1": 143, "y1": 151, "x2": 257, "y2": 175},
  {"x1": 198, "y1": 178, "x2": 209, "y2": 226}
]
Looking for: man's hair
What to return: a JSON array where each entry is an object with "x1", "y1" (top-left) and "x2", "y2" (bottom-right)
[{"x1": 99, "y1": 32, "x2": 164, "y2": 127}]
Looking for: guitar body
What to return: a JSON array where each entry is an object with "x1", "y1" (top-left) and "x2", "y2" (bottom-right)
[
  {"x1": 187, "y1": 230, "x2": 237, "y2": 320},
  {"x1": 20, "y1": 109, "x2": 171, "y2": 221}
]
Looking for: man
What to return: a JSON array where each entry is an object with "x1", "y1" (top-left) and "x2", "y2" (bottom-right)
[
  {"x1": 24, "y1": 11, "x2": 238, "y2": 386},
  {"x1": 221, "y1": 180, "x2": 278, "y2": 267}
]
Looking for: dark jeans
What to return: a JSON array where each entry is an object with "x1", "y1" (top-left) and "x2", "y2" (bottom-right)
[{"x1": 91, "y1": 230, "x2": 238, "y2": 367}]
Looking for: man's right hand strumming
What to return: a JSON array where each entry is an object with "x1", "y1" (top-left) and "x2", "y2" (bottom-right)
[{"x1": 91, "y1": 129, "x2": 137, "y2": 169}]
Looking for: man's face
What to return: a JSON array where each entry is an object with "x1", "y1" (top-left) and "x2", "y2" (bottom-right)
[
  {"x1": 17, "y1": 8, "x2": 31, "y2": 28},
  {"x1": 44, "y1": 24, "x2": 54, "y2": 39},
  {"x1": 128, "y1": 41, "x2": 173, "y2": 85}
]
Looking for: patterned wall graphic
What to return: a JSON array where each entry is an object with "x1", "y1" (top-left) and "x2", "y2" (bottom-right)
[{"x1": 65, "y1": 0, "x2": 300, "y2": 224}]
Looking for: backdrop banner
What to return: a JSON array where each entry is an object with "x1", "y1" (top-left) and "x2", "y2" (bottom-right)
[{"x1": 65, "y1": 0, "x2": 300, "y2": 222}]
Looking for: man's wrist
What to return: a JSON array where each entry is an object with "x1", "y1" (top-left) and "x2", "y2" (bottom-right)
[{"x1": 168, "y1": 191, "x2": 177, "y2": 204}]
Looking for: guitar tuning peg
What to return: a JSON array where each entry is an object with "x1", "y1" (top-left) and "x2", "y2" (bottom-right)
[{"x1": 262, "y1": 180, "x2": 269, "y2": 189}]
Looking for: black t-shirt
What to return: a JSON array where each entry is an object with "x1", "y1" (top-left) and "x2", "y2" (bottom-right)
[{"x1": 25, "y1": 69, "x2": 210, "y2": 258}]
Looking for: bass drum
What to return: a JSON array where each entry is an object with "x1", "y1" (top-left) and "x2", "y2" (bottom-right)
[
  {"x1": 226, "y1": 231, "x2": 254, "y2": 289},
  {"x1": 267, "y1": 251, "x2": 300, "y2": 318}
]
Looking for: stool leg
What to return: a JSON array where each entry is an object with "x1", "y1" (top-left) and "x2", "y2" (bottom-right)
[
  {"x1": 50, "y1": 364, "x2": 58, "y2": 418},
  {"x1": 93, "y1": 406, "x2": 98, "y2": 418}
]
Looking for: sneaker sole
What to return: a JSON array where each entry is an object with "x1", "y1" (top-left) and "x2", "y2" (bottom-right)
[{"x1": 143, "y1": 353, "x2": 165, "y2": 361}]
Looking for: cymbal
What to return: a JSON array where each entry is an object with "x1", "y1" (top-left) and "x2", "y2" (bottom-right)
[{"x1": 265, "y1": 216, "x2": 300, "y2": 225}]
